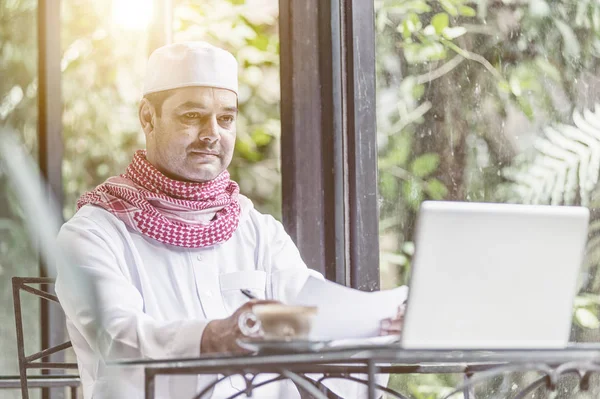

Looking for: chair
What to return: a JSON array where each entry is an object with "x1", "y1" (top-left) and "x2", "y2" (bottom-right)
[{"x1": 11, "y1": 277, "x2": 80, "y2": 399}]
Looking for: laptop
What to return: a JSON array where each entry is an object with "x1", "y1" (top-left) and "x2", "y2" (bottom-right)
[{"x1": 401, "y1": 201, "x2": 589, "y2": 349}]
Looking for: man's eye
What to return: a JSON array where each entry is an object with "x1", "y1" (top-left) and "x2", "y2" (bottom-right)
[
  {"x1": 183, "y1": 112, "x2": 200, "y2": 119},
  {"x1": 219, "y1": 116, "x2": 235, "y2": 123}
]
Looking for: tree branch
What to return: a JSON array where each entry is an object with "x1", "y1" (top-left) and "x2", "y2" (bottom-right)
[
  {"x1": 442, "y1": 38, "x2": 506, "y2": 82},
  {"x1": 415, "y1": 55, "x2": 464, "y2": 85},
  {"x1": 387, "y1": 101, "x2": 432, "y2": 135}
]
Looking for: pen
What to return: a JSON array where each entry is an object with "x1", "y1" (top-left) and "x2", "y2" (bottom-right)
[{"x1": 240, "y1": 289, "x2": 257, "y2": 300}]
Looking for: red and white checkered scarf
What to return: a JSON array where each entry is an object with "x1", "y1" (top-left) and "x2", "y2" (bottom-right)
[{"x1": 77, "y1": 150, "x2": 241, "y2": 248}]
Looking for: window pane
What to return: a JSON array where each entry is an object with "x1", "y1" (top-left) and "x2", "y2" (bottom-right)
[
  {"x1": 376, "y1": 0, "x2": 600, "y2": 395},
  {"x1": 61, "y1": 0, "x2": 149, "y2": 218},
  {"x1": 0, "y1": 0, "x2": 41, "y2": 393}
]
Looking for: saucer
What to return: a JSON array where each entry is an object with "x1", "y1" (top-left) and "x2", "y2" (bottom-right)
[{"x1": 236, "y1": 337, "x2": 330, "y2": 354}]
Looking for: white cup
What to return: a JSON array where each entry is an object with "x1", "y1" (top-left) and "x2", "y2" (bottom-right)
[{"x1": 238, "y1": 304, "x2": 318, "y2": 340}]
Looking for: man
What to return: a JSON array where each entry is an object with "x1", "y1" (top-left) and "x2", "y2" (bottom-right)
[{"x1": 55, "y1": 41, "x2": 400, "y2": 399}]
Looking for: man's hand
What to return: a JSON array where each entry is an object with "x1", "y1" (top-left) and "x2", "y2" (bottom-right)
[
  {"x1": 201, "y1": 299, "x2": 279, "y2": 354},
  {"x1": 379, "y1": 304, "x2": 405, "y2": 336}
]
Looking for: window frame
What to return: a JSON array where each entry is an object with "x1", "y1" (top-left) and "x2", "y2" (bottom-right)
[
  {"x1": 279, "y1": 0, "x2": 380, "y2": 290},
  {"x1": 38, "y1": 1, "x2": 65, "y2": 398}
]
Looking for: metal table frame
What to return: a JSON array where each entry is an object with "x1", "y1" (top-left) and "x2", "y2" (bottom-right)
[{"x1": 112, "y1": 345, "x2": 600, "y2": 399}]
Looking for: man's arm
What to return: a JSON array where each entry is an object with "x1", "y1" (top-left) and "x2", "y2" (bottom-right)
[{"x1": 56, "y1": 217, "x2": 207, "y2": 361}]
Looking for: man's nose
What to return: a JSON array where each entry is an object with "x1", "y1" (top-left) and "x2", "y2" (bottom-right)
[{"x1": 198, "y1": 117, "x2": 220, "y2": 143}]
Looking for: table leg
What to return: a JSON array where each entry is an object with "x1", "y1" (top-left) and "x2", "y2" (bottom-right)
[
  {"x1": 463, "y1": 373, "x2": 475, "y2": 399},
  {"x1": 368, "y1": 360, "x2": 376, "y2": 399},
  {"x1": 145, "y1": 368, "x2": 156, "y2": 399}
]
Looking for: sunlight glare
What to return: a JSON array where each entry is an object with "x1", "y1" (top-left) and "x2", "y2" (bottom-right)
[{"x1": 112, "y1": 0, "x2": 154, "y2": 30}]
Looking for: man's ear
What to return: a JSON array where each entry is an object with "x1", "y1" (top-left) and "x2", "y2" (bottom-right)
[{"x1": 139, "y1": 98, "x2": 156, "y2": 136}]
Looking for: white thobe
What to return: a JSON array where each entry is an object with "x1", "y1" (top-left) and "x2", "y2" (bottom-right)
[{"x1": 55, "y1": 198, "x2": 371, "y2": 399}]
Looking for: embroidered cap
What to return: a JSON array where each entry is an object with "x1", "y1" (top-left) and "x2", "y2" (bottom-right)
[{"x1": 143, "y1": 41, "x2": 238, "y2": 96}]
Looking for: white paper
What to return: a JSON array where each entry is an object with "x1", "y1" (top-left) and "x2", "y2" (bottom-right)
[{"x1": 291, "y1": 276, "x2": 409, "y2": 340}]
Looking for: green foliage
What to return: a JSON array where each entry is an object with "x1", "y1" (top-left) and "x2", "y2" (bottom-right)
[
  {"x1": 574, "y1": 294, "x2": 600, "y2": 329},
  {"x1": 376, "y1": 0, "x2": 600, "y2": 277},
  {"x1": 0, "y1": 0, "x2": 42, "y2": 383},
  {"x1": 411, "y1": 153, "x2": 440, "y2": 178},
  {"x1": 377, "y1": 0, "x2": 600, "y2": 395}
]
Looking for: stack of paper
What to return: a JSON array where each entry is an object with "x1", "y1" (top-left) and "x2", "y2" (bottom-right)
[{"x1": 291, "y1": 276, "x2": 409, "y2": 340}]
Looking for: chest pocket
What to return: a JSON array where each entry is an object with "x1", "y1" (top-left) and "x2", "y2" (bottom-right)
[{"x1": 219, "y1": 270, "x2": 267, "y2": 315}]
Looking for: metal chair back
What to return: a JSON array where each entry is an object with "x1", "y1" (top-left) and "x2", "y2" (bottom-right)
[{"x1": 12, "y1": 277, "x2": 80, "y2": 399}]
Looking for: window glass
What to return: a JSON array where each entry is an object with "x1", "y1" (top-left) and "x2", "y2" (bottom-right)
[
  {"x1": 0, "y1": 0, "x2": 41, "y2": 391},
  {"x1": 61, "y1": 0, "x2": 149, "y2": 217},
  {"x1": 376, "y1": 0, "x2": 600, "y2": 395}
]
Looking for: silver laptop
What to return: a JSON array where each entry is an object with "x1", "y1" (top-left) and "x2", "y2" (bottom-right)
[{"x1": 401, "y1": 201, "x2": 589, "y2": 349}]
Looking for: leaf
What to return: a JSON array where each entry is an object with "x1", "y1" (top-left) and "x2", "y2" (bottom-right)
[
  {"x1": 399, "y1": 12, "x2": 423, "y2": 37},
  {"x1": 534, "y1": 57, "x2": 562, "y2": 82},
  {"x1": 394, "y1": 133, "x2": 413, "y2": 167},
  {"x1": 497, "y1": 80, "x2": 511, "y2": 94},
  {"x1": 379, "y1": 172, "x2": 399, "y2": 202},
  {"x1": 412, "y1": 83, "x2": 425, "y2": 100},
  {"x1": 251, "y1": 129, "x2": 272, "y2": 146},
  {"x1": 411, "y1": 153, "x2": 440, "y2": 178},
  {"x1": 410, "y1": 1, "x2": 432, "y2": 14},
  {"x1": 431, "y1": 13, "x2": 449, "y2": 35},
  {"x1": 404, "y1": 42, "x2": 447, "y2": 63},
  {"x1": 529, "y1": 0, "x2": 551, "y2": 18},
  {"x1": 554, "y1": 19, "x2": 581, "y2": 59},
  {"x1": 425, "y1": 178, "x2": 448, "y2": 200},
  {"x1": 509, "y1": 75, "x2": 522, "y2": 97},
  {"x1": 458, "y1": 6, "x2": 477, "y2": 17},
  {"x1": 575, "y1": 0, "x2": 590, "y2": 27},
  {"x1": 439, "y1": 0, "x2": 458, "y2": 16},
  {"x1": 402, "y1": 241, "x2": 415, "y2": 256},
  {"x1": 383, "y1": 252, "x2": 409, "y2": 266},
  {"x1": 574, "y1": 294, "x2": 600, "y2": 307},
  {"x1": 442, "y1": 26, "x2": 467, "y2": 39},
  {"x1": 379, "y1": 133, "x2": 413, "y2": 169},
  {"x1": 386, "y1": 1, "x2": 432, "y2": 15},
  {"x1": 402, "y1": 179, "x2": 424, "y2": 210},
  {"x1": 422, "y1": 25, "x2": 437, "y2": 36},
  {"x1": 516, "y1": 96, "x2": 534, "y2": 120},
  {"x1": 575, "y1": 308, "x2": 600, "y2": 329}
]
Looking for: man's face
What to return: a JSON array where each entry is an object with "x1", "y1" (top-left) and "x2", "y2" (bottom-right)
[{"x1": 142, "y1": 87, "x2": 237, "y2": 182}]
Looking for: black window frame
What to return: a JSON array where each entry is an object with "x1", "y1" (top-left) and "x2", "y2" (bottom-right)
[{"x1": 279, "y1": 0, "x2": 380, "y2": 290}]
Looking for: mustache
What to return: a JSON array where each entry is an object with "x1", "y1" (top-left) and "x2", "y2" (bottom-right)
[{"x1": 188, "y1": 145, "x2": 221, "y2": 155}]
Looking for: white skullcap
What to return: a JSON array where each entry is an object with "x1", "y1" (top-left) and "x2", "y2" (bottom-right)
[{"x1": 143, "y1": 41, "x2": 238, "y2": 96}]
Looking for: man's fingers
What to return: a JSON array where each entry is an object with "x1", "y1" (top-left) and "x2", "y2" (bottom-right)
[
  {"x1": 236, "y1": 299, "x2": 280, "y2": 315},
  {"x1": 380, "y1": 319, "x2": 401, "y2": 333},
  {"x1": 387, "y1": 304, "x2": 406, "y2": 323},
  {"x1": 380, "y1": 311, "x2": 404, "y2": 336}
]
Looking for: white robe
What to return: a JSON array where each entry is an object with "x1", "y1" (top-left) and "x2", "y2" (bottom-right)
[{"x1": 55, "y1": 198, "x2": 374, "y2": 399}]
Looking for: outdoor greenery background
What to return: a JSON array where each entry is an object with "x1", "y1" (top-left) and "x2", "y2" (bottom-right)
[{"x1": 2, "y1": 0, "x2": 600, "y2": 397}]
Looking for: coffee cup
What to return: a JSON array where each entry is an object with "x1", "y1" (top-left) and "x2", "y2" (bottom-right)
[{"x1": 238, "y1": 304, "x2": 318, "y2": 340}]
